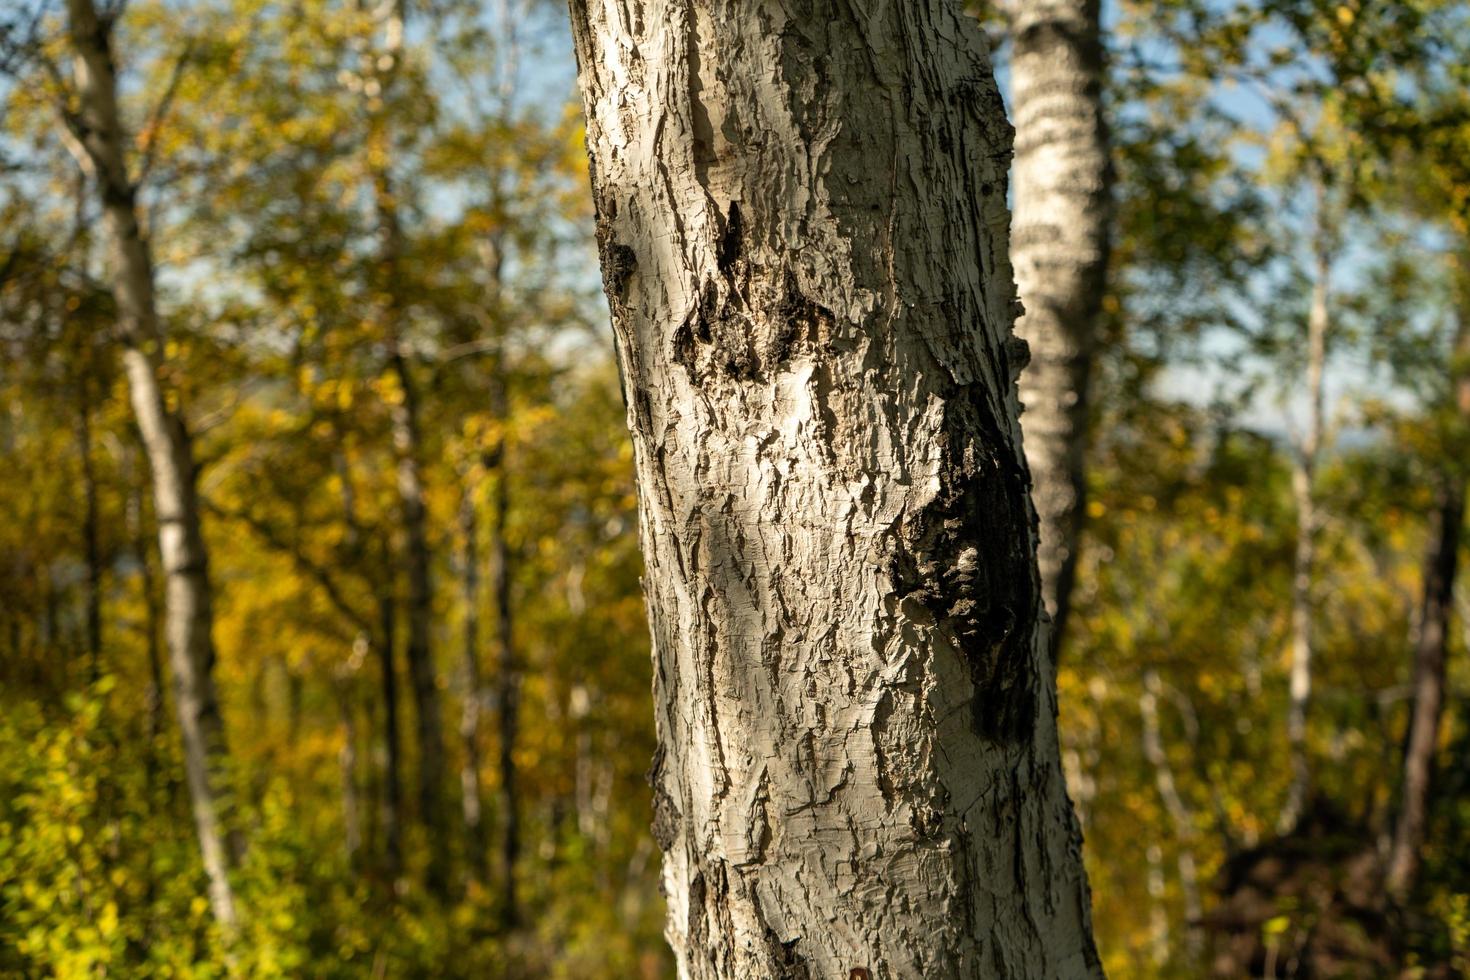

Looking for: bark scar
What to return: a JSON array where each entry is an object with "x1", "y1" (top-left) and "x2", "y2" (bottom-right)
[{"x1": 887, "y1": 389, "x2": 1038, "y2": 742}]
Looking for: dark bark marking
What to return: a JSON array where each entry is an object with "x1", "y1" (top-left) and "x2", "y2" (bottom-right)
[
  {"x1": 750, "y1": 880, "x2": 812, "y2": 980},
  {"x1": 888, "y1": 390, "x2": 1038, "y2": 742},
  {"x1": 648, "y1": 744, "x2": 683, "y2": 851},
  {"x1": 718, "y1": 200, "x2": 743, "y2": 272}
]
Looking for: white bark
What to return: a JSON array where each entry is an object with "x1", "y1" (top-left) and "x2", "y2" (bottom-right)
[
  {"x1": 568, "y1": 2, "x2": 1101, "y2": 976},
  {"x1": 1006, "y1": 0, "x2": 1112, "y2": 643},
  {"x1": 1281, "y1": 224, "x2": 1330, "y2": 834},
  {"x1": 63, "y1": 0, "x2": 239, "y2": 932}
]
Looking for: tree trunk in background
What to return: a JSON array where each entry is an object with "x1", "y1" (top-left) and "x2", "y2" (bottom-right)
[
  {"x1": 1005, "y1": 0, "x2": 1112, "y2": 648},
  {"x1": 376, "y1": 590, "x2": 405, "y2": 877},
  {"x1": 388, "y1": 347, "x2": 450, "y2": 896},
  {"x1": 75, "y1": 382, "x2": 103, "y2": 678},
  {"x1": 489, "y1": 371, "x2": 520, "y2": 929},
  {"x1": 127, "y1": 473, "x2": 166, "y2": 750},
  {"x1": 337, "y1": 679, "x2": 364, "y2": 865},
  {"x1": 1139, "y1": 670, "x2": 1203, "y2": 960},
  {"x1": 1281, "y1": 226, "x2": 1330, "y2": 834},
  {"x1": 1385, "y1": 311, "x2": 1470, "y2": 901},
  {"x1": 361, "y1": 0, "x2": 450, "y2": 897},
  {"x1": 64, "y1": 0, "x2": 239, "y2": 933},
  {"x1": 568, "y1": 2, "x2": 1101, "y2": 975},
  {"x1": 458, "y1": 476, "x2": 489, "y2": 887}
]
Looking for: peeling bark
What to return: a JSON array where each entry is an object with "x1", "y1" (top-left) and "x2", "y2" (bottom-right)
[
  {"x1": 1005, "y1": 0, "x2": 1112, "y2": 646},
  {"x1": 568, "y1": 2, "x2": 1101, "y2": 975}
]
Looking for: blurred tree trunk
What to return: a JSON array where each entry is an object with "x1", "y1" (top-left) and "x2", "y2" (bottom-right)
[
  {"x1": 337, "y1": 678, "x2": 364, "y2": 866},
  {"x1": 489, "y1": 368, "x2": 520, "y2": 929},
  {"x1": 1281, "y1": 208, "x2": 1331, "y2": 834},
  {"x1": 376, "y1": 589, "x2": 405, "y2": 877},
  {"x1": 62, "y1": 0, "x2": 239, "y2": 933},
  {"x1": 1005, "y1": 0, "x2": 1112, "y2": 649},
  {"x1": 1385, "y1": 309, "x2": 1470, "y2": 901},
  {"x1": 127, "y1": 469, "x2": 166, "y2": 751},
  {"x1": 1139, "y1": 670, "x2": 1203, "y2": 960},
  {"x1": 74, "y1": 379, "x2": 103, "y2": 678},
  {"x1": 568, "y1": 3, "x2": 1101, "y2": 975},
  {"x1": 360, "y1": 0, "x2": 450, "y2": 896},
  {"x1": 387, "y1": 342, "x2": 449, "y2": 895},
  {"x1": 458, "y1": 475, "x2": 489, "y2": 887}
]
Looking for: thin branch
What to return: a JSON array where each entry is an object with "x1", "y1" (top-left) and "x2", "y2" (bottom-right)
[
  {"x1": 134, "y1": 39, "x2": 193, "y2": 186},
  {"x1": 205, "y1": 501, "x2": 374, "y2": 635}
]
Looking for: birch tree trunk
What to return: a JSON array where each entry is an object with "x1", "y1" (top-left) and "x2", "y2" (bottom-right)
[
  {"x1": 1281, "y1": 227, "x2": 1330, "y2": 835},
  {"x1": 1384, "y1": 310, "x2": 1470, "y2": 900},
  {"x1": 1005, "y1": 0, "x2": 1112, "y2": 645},
  {"x1": 568, "y1": 3, "x2": 1101, "y2": 975},
  {"x1": 63, "y1": 0, "x2": 239, "y2": 932}
]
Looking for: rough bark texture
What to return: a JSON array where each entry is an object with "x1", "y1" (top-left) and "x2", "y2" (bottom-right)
[
  {"x1": 1384, "y1": 312, "x2": 1470, "y2": 901},
  {"x1": 1281, "y1": 234, "x2": 1330, "y2": 835},
  {"x1": 64, "y1": 0, "x2": 239, "y2": 931},
  {"x1": 1005, "y1": 0, "x2": 1112, "y2": 645},
  {"x1": 567, "y1": 2, "x2": 1101, "y2": 976}
]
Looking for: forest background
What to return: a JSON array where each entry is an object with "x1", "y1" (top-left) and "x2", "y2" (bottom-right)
[{"x1": 2, "y1": 0, "x2": 1470, "y2": 976}]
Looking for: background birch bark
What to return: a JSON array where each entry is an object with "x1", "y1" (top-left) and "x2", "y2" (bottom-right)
[
  {"x1": 567, "y1": 1, "x2": 1102, "y2": 975},
  {"x1": 1280, "y1": 199, "x2": 1332, "y2": 834},
  {"x1": 62, "y1": 0, "x2": 240, "y2": 932},
  {"x1": 1004, "y1": 0, "x2": 1113, "y2": 645}
]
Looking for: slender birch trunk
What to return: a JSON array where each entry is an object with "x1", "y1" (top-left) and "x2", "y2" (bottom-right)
[
  {"x1": 568, "y1": 3, "x2": 1101, "y2": 975},
  {"x1": 63, "y1": 0, "x2": 239, "y2": 932},
  {"x1": 1005, "y1": 0, "x2": 1113, "y2": 647},
  {"x1": 1281, "y1": 222, "x2": 1330, "y2": 834},
  {"x1": 1385, "y1": 309, "x2": 1470, "y2": 900}
]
